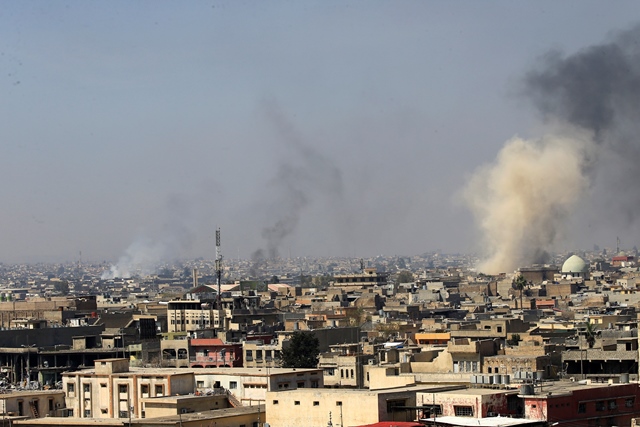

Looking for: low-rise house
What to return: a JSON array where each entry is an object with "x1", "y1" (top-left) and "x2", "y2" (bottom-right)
[{"x1": 265, "y1": 385, "x2": 461, "y2": 427}]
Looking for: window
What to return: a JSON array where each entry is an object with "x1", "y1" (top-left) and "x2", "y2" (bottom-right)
[
  {"x1": 119, "y1": 384, "x2": 128, "y2": 393},
  {"x1": 83, "y1": 384, "x2": 90, "y2": 393},
  {"x1": 229, "y1": 381, "x2": 237, "y2": 389},
  {"x1": 141, "y1": 384, "x2": 149, "y2": 396},
  {"x1": 609, "y1": 400, "x2": 617, "y2": 410},
  {"x1": 294, "y1": 401, "x2": 300, "y2": 405},
  {"x1": 100, "y1": 383, "x2": 107, "y2": 388},
  {"x1": 497, "y1": 326, "x2": 503, "y2": 333},
  {"x1": 17, "y1": 401, "x2": 23, "y2": 416},
  {"x1": 336, "y1": 401, "x2": 342, "y2": 406},
  {"x1": 67, "y1": 383, "x2": 75, "y2": 394},
  {"x1": 596, "y1": 401, "x2": 606, "y2": 412},
  {"x1": 196, "y1": 381, "x2": 204, "y2": 388},
  {"x1": 426, "y1": 405, "x2": 442, "y2": 417},
  {"x1": 313, "y1": 401, "x2": 319, "y2": 406},
  {"x1": 508, "y1": 396, "x2": 518, "y2": 411},
  {"x1": 155, "y1": 385, "x2": 164, "y2": 396},
  {"x1": 84, "y1": 410, "x2": 91, "y2": 418},
  {"x1": 626, "y1": 398, "x2": 635, "y2": 408},
  {"x1": 298, "y1": 382, "x2": 305, "y2": 388},
  {"x1": 454, "y1": 406, "x2": 474, "y2": 417},
  {"x1": 273, "y1": 400, "x2": 279, "y2": 405}
]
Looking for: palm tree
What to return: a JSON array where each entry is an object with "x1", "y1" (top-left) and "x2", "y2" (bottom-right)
[
  {"x1": 513, "y1": 274, "x2": 527, "y2": 309},
  {"x1": 583, "y1": 321, "x2": 596, "y2": 348}
]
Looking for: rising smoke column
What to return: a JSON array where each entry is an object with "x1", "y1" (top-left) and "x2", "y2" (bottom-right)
[
  {"x1": 101, "y1": 193, "x2": 196, "y2": 279},
  {"x1": 250, "y1": 102, "x2": 344, "y2": 276},
  {"x1": 466, "y1": 25, "x2": 640, "y2": 274},
  {"x1": 464, "y1": 130, "x2": 594, "y2": 274}
]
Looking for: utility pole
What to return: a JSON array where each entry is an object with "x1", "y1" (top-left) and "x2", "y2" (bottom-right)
[{"x1": 215, "y1": 228, "x2": 223, "y2": 309}]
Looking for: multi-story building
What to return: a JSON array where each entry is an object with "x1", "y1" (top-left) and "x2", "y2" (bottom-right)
[
  {"x1": 62, "y1": 358, "x2": 195, "y2": 419},
  {"x1": 318, "y1": 343, "x2": 375, "y2": 388},
  {"x1": 193, "y1": 367, "x2": 323, "y2": 406},
  {"x1": 332, "y1": 268, "x2": 389, "y2": 290},
  {"x1": 166, "y1": 300, "x2": 226, "y2": 333},
  {"x1": 189, "y1": 338, "x2": 243, "y2": 368}
]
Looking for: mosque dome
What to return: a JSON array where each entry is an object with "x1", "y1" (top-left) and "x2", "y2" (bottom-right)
[{"x1": 562, "y1": 255, "x2": 588, "y2": 273}]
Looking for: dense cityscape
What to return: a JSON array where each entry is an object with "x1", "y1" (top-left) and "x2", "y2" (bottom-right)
[
  {"x1": 4, "y1": 2, "x2": 640, "y2": 427},
  {"x1": 0, "y1": 244, "x2": 637, "y2": 427}
]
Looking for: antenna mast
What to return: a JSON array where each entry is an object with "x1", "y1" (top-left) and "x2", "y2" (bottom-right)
[{"x1": 215, "y1": 228, "x2": 223, "y2": 308}]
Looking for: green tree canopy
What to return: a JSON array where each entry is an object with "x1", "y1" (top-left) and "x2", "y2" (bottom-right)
[
  {"x1": 583, "y1": 321, "x2": 596, "y2": 348},
  {"x1": 512, "y1": 274, "x2": 528, "y2": 309},
  {"x1": 280, "y1": 331, "x2": 320, "y2": 368},
  {"x1": 54, "y1": 280, "x2": 70, "y2": 296},
  {"x1": 396, "y1": 270, "x2": 414, "y2": 284}
]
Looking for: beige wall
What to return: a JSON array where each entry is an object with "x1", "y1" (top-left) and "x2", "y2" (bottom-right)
[
  {"x1": 63, "y1": 369, "x2": 194, "y2": 419},
  {"x1": 0, "y1": 391, "x2": 66, "y2": 418},
  {"x1": 265, "y1": 388, "x2": 418, "y2": 427}
]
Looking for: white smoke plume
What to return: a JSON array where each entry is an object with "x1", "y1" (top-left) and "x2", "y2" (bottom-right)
[
  {"x1": 464, "y1": 128, "x2": 595, "y2": 274},
  {"x1": 101, "y1": 236, "x2": 171, "y2": 279},
  {"x1": 101, "y1": 193, "x2": 197, "y2": 279},
  {"x1": 466, "y1": 24, "x2": 640, "y2": 274}
]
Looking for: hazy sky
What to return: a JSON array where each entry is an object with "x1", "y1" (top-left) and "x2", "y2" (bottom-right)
[{"x1": 2, "y1": 1, "x2": 639, "y2": 264}]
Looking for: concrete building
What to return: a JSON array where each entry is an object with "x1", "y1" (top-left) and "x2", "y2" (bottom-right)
[
  {"x1": 417, "y1": 387, "x2": 523, "y2": 419},
  {"x1": 12, "y1": 405, "x2": 265, "y2": 427},
  {"x1": 521, "y1": 381, "x2": 640, "y2": 426},
  {"x1": 332, "y1": 268, "x2": 389, "y2": 290},
  {"x1": 193, "y1": 367, "x2": 323, "y2": 406},
  {"x1": 166, "y1": 300, "x2": 225, "y2": 333},
  {"x1": 0, "y1": 390, "x2": 66, "y2": 418},
  {"x1": 189, "y1": 338, "x2": 243, "y2": 368},
  {"x1": 62, "y1": 358, "x2": 195, "y2": 419},
  {"x1": 265, "y1": 385, "x2": 461, "y2": 427},
  {"x1": 318, "y1": 343, "x2": 375, "y2": 388}
]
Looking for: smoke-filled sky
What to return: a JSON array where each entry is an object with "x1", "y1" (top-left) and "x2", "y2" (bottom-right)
[{"x1": 2, "y1": 1, "x2": 640, "y2": 265}]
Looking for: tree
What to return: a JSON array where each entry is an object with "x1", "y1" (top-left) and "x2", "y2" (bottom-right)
[
  {"x1": 345, "y1": 307, "x2": 368, "y2": 326},
  {"x1": 507, "y1": 334, "x2": 521, "y2": 346},
  {"x1": 280, "y1": 331, "x2": 320, "y2": 368},
  {"x1": 54, "y1": 280, "x2": 70, "y2": 296},
  {"x1": 512, "y1": 274, "x2": 527, "y2": 309},
  {"x1": 396, "y1": 270, "x2": 414, "y2": 284},
  {"x1": 583, "y1": 322, "x2": 596, "y2": 348},
  {"x1": 312, "y1": 275, "x2": 332, "y2": 288}
]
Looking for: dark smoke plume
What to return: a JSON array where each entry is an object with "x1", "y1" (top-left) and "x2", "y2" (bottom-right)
[
  {"x1": 525, "y1": 26, "x2": 640, "y2": 139},
  {"x1": 250, "y1": 102, "x2": 344, "y2": 277},
  {"x1": 524, "y1": 24, "x2": 640, "y2": 223}
]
